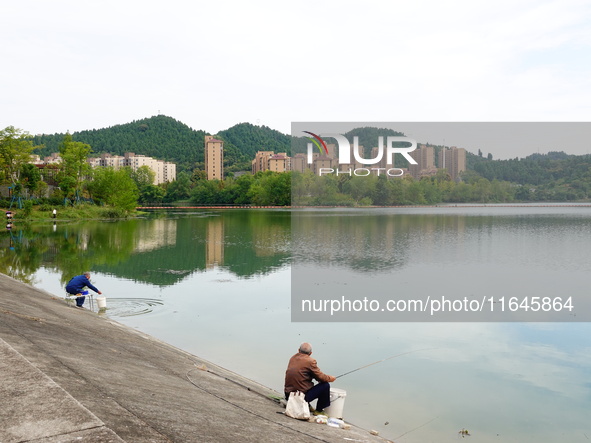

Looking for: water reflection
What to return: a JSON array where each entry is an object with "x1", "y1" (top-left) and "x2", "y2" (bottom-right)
[
  {"x1": 0, "y1": 210, "x2": 292, "y2": 286},
  {"x1": 2, "y1": 208, "x2": 590, "y2": 442}
]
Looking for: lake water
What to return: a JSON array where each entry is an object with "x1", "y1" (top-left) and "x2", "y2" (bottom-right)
[{"x1": 2, "y1": 206, "x2": 590, "y2": 442}]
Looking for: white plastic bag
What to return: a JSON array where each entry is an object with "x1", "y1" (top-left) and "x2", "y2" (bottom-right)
[{"x1": 285, "y1": 391, "x2": 310, "y2": 420}]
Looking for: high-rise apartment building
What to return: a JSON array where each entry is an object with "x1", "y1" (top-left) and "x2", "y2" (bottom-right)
[
  {"x1": 409, "y1": 144, "x2": 436, "y2": 178},
  {"x1": 438, "y1": 146, "x2": 466, "y2": 180},
  {"x1": 205, "y1": 136, "x2": 224, "y2": 180}
]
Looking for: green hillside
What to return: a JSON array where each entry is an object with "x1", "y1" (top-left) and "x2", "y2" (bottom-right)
[
  {"x1": 218, "y1": 122, "x2": 292, "y2": 165},
  {"x1": 32, "y1": 116, "x2": 292, "y2": 173},
  {"x1": 28, "y1": 117, "x2": 591, "y2": 202}
]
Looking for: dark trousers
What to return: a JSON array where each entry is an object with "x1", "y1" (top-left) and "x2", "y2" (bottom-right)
[
  {"x1": 66, "y1": 287, "x2": 85, "y2": 307},
  {"x1": 285, "y1": 382, "x2": 332, "y2": 412}
]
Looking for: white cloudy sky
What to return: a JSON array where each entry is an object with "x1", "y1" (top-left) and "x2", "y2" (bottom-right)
[{"x1": 2, "y1": 0, "x2": 591, "y2": 158}]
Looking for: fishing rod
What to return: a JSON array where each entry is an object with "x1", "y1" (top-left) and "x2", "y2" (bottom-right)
[{"x1": 335, "y1": 348, "x2": 436, "y2": 379}]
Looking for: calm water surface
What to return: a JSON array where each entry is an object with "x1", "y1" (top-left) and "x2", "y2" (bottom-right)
[{"x1": 2, "y1": 206, "x2": 590, "y2": 443}]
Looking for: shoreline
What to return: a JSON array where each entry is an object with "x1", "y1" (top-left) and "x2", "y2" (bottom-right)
[{"x1": 0, "y1": 272, "x2": 387, "y2": 443}]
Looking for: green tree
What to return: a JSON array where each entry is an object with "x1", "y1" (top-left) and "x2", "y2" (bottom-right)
[
  {"x1": 131, "y1": 165, "x2": 155, "y2": 189},
  {"x1": 141, "y1": 184, "x2": 166, "y2": 204},
  {"x1": 373, "y1": 175, "x2": 391, "y2": 205},
  {"x1": 233, "y1": 174, "x2": 254, "y2": 205},
  {"x1": 191, "y1": 169, "x2": 207, "y2": 182},
  {"x1": 191, "y1": 180, "x2": 222, "y2": 204},
  {"x1": 0, "y1": 126, "x2": 39, "y2": 184},
  {"x1": 20, "y1": 163, "x2": 42, "y2": 197},
  {"x1": 58, "y1": 133, "x2": 92, "y2": 202},
  {"x1": 87, "y1": 167, "x2": 139, "y2": 211},
  {"x1": 165, "y1": 171, "x2": 192, "y2": 202}
]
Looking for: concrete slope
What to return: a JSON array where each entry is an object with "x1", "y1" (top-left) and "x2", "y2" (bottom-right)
[{"x1": 0, "y1": 274, "x2": 388, "y2": 443}]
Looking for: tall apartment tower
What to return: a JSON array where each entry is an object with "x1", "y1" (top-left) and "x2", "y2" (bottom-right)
[
  {"x1": 438, "y1": 146, "x2": 466, "y2": 180},
  {"x1": 205, "y1": 136, "x2": 224, "y2": 180},
  {"x1": 409, "y1": 144, "x2": 435, "y2": 178}
]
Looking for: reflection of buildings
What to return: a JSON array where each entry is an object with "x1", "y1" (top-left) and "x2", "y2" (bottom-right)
[
  {"x1": 135, "y1": 219, "x2": 177, "y2": 252},
  {"x1": 206, "y1": 217, "x2": 224, "y2": 268},
  {"x1": 252, "y1": 224, "x2": 289, "y2": 257}
]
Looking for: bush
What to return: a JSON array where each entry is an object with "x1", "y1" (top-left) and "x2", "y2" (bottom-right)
[
  {"x1": 99, "y1": 207, "x2": 128, "y2": 219},
  {"x1": 22, "y1": 200, "x2": 33, "y2": 218}
]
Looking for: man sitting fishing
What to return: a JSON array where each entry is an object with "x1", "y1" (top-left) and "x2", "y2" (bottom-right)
[
  {"x1": 65, "y1": 272, "x2": 102, "y2": 308},
  {"x1": 284, "y1": 342, "x2": 336, "y2": 414}
]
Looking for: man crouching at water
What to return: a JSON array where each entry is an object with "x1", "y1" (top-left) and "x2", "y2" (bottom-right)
[
  {"x1": 284, "y1": 342, "x2": 336, "y2": 413},
  {"x1": 66, "y1": 272, "x2": 102, "y2": 308}
]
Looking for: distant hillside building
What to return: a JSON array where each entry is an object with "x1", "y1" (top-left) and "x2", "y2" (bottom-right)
[
  {"x1": 205, "y1": 136, "x2": 224, "y2": 180},
  {"x1": 87, "y1": 153, "x2": 176, "y2": 185},
  {"x1": 269, "y1": 153, "x2": 290, "y2": 172},
  {"x1": 291, "y1": 153, "x2": 308, "y2": 173},
  {"x1": 313, "y1": 156, "x2": 334, "y2": 175},
  {"x1": 409, "y1": 144, "x2": 437, "y2": 179},
  {"x1": 252, "y1": 151, "x2": 275, "y2": 174},
  {"x1": 252, "y1": 151, "x2": 291, "y2": 173},
  {"x1": 438, "y1": 146, "x2": 466, "y2": 180}
]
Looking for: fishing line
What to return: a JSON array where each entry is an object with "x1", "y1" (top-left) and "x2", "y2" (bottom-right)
[
  {"x1": 335, "y1": 348, "x2": 437, "y2": 379},
  {"x1": 394, "y1": 416, "x2": 439, "y2": 440},
  {"x1": 185, "y1": 367, "x2": 332, "y2": 443}
]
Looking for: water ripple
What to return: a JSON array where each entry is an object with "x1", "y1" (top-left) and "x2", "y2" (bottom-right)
[{"x1": 99, "y1": 298, "x2": 164, "y2": 317}]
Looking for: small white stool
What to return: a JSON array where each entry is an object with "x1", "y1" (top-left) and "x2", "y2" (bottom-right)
[{"x1": 65, "y1": 291, "x2": 93, "y2": 308}]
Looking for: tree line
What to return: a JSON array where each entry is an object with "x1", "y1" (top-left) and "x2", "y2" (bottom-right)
[{"x1": 3, "y1": 124, "x2": 590, "y2": 213}]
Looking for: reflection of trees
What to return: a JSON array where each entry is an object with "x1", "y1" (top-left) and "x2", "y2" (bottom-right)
[
  {"x1": 0, "y1": 221, "x2": 137, "y2": 286},
  {"x1": 293, "y1": 212, "x2": 413, "y2": 273},
  {"x1": 292, "y1": 211, "x2": 470, "y2": 273},
  {"x1": 292, "y1": 210, "x2": 591, "y2": 274},
  {"x1": 93, "y1": 210, "x2": 292, "y2": 284},
  {"x1": 1, "y1": 212, "x2": 292, "y2": 287},
  {"x1": 3, "y1": 210, "x2": 584, "y2": 287},
  {"x1": 0, "y1": 229, "x2": 44, "y2": 285}
]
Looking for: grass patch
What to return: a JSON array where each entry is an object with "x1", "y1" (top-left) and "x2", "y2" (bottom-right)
[{"x1": 10, "y1": 203, "x2": 136, "y2": 220}]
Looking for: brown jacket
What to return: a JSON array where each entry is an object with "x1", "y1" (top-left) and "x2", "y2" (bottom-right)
[{"x1": 284, "y1": 352, "x2": 335, "y2": 394}]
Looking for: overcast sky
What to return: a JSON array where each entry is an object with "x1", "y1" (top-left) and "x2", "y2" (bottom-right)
[{"x1": 2, "y1": 0, "x2": 591, "y2": 159}]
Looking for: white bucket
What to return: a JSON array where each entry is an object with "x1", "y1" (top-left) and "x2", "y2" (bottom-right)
[
  {"x1": 96, "y1": 296, "x2": 107, "y2": 309},
  {"x1": 323, "y1": 388, "x2": 347, "y2": 419}
]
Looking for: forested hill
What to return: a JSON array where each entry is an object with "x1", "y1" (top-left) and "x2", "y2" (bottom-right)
[
  {"x1": 469, "y1": 151, "x2": 591, "y2": 189},
  {"x1": 218, "y1": 123, "x2": 292, "y2": 165},
  {"x1": 33, "y1": 116, "x2": 206, "y2": 171},
  {"x1": 30, "y1": 117, "x2": 591, "y2": 194},
  {"x1": 32, "y1": 115, "x2": 291, "y2": 173}
]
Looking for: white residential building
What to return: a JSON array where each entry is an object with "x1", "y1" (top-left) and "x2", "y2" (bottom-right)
[{"x1": 89, "y1": 153, "x2": 176, "y2": 184}]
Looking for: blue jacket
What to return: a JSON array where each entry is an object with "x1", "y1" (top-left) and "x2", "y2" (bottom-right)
[{"x1": 66, "y1": 275, "x2": 99, "y2": 294}]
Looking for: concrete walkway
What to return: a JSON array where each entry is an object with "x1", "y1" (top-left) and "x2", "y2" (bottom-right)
[{"x1": 0, "y1": 273, "x2": 388, "y2": 443}]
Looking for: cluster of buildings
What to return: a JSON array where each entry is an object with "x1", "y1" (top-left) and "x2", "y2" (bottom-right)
[
  {"x1": 87, "y1": 153, "x2": 176, "y2": 185},
  {"x1": 204, "y1": 136, "x2": 466, "y2": 181},
  {"x1": 29, "y1": 135, "x2": 466, "y2": 189},
  {"x1": 33, "y1": 152, "x2": 176, "y2": 185}
]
